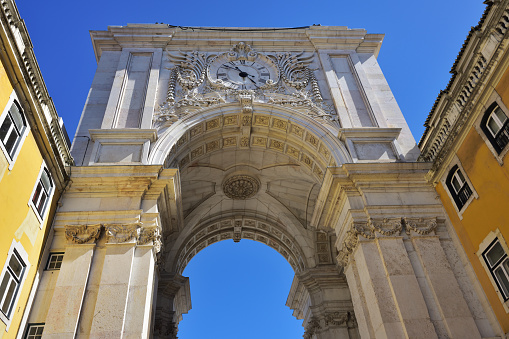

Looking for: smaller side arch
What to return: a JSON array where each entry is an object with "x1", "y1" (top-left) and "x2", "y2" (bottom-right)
[{"x1": 169, "y1": 216, "x2": 312, "y2": 275}]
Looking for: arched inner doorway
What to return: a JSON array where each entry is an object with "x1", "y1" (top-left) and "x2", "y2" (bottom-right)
[{"x1": 151, "y1": 103, "x2": 357, "y2": 338}]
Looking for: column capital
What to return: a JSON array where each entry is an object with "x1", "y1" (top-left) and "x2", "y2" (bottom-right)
[
  {"x1": 105, "y1": 223, "x2": 140, "y2": 244},
  {"x1": 64, "y1": 223, "x2": 163, "y2": 252},
  {"x1": 337, "y1": 217, "x2": 440, "y2": 267},
  {"x1": 65, "y1": 224, "x2": 101, "y2": 244},
  {"x1": 303, "y1": 312, "x2": 357, "y2": 339}
]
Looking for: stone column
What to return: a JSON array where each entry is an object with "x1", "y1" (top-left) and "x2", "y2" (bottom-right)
[
  {"x1": 43, "y1": 225, "x2": 101, "y2": 339},
  {"x1": 286, "y1": 266, "x2": 359, "y2": 339},
  {"x1": 405, "y1": 217, "x2": 482, "y2": 339},
  {"x1": 338, "y1": 217, "x2": 484, "y2": 339},
  {"x1": 153, "y1": 273, "x2": 191, "y2": 339},
  {"x1": 88, "y1": 225, "x2": 139, "y2": 339},
  {"x1": 86, "y1": 224, "x2": 161, "y2": 339},
  {"x1": 338, "y1": 219, "x2": 437, "y2": 339},
  {"x1": 122, "y1": 227, "x2": 161, "y2": 339}
]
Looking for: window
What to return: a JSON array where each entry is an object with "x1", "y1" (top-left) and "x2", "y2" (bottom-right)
[
  {"x1": 25, "y1": 324, "x2": 44, "y2": 339},
  {"x1": 446, "y1": 165, "x2": 473, "y2": 210},
  {"x1": 30, "y1": 166, "x2": 54, "y2": 220},
  {"x1": 46, "y1": 253, "x2": 63, "y2": 270},
  {"x1": 0, "y1": 100, "x2": 26, "y2": 160},
  {"x1": 483, "y1": 239, "x2": 509, "y2": 300},
  {"x1": 481, "y1": 103, "x2": 509, "y2": 154},
  {"x1": 0, "y1": 249, "x2": 26, "y2": 319}
]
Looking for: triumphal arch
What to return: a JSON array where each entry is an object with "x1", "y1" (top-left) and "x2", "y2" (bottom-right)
[{"x1": 27, "y1": 25, "x2": 498, "y2": 338}]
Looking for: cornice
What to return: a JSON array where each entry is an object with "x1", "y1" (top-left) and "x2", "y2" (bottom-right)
[
  {"x1": 65, "y1": 165, "x2": 179, "y2": 198},
  {"x1": 89, "y1": 25, "x2": 383, "y2": 62},
  {"x1": 419, "y1": 1, "x2": 509, "y2": 182},
  {"x1": 0, "y1": 0, "x2": 74, "y2": 188}
]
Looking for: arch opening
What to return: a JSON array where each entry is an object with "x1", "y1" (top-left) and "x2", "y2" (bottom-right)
[
  {"x1": 178, "y1": 240, "x2": 305, "y2": 339},
  {"x1": 171, "y1": 216, "x2": 310, "y2": 275}
]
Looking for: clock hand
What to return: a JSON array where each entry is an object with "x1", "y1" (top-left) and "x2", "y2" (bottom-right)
[
  {"x1": 221, "y1": 64, "x2": 253, "y2": 78},
  {"x1": 247, "y1": 77, "x2": 260, "y2": 89},
  {"x1": 221, "y1": 65, "x2": 237, "y2": 71}
]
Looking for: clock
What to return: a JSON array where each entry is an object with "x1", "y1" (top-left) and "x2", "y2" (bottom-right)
[{"x1": 207, "y1": 53, "x2": 278, "y2": 90}]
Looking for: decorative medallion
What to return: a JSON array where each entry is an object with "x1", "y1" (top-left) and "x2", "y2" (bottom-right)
[{"x1": 222, "y1": 175, "x2": 260, "y2": 200}]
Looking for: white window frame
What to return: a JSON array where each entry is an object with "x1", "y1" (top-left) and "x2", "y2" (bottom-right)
[
  {"x1": 28, "y1": 162, "x2": 55, "y2": 225},
  {"x1": 45, "y1": 253, "x2": 64, "y2": 271},
  {"x1": 0, "y1": 240, "x2": 30, "y2": 329},
  {"x1": 486, "y1": 105, "x2": 507, "y2": 138},
  {"x1": 24, "y1": 323, "x2": 44, "y2": 339},
  {"x1": 0, "y1": 91, "x2": 30, "y2": 170},
  {"x1": 449, "y1": 167, "x2": 468, "y2": 195},
  {"x1": 440, "y1": 156, "x2": 478, "y2": 219},
  {"x1": 475, "y1": 91, "x2": 509, "y2": 164},
  {"x1": 478, "y1": 230, "x2": 509, "y2": 313}
]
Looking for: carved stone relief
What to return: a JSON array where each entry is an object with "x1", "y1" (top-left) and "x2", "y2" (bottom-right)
[
  {"x1": 64, "y1": 224, "x2": 163, "y2": 253},
  {"x1": 222, "y1": 175, "x2": 260, "y2": 200},
  {"x1": 153, "y1": 42, "x2": 337, "y2": 129},
  {"x1": 65, "y1": 224, "x2": 102, "y2": 244},
  {"x1": 336, "y1": 217, "x2": 440, "y2": 267},
  {"x1": 105, "y1": 224, "x2": 140, "y2": 243}
]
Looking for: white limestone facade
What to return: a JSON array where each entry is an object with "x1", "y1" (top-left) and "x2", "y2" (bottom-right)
[{"x1": 25, "y1": 25, "x2": 499, "y2": 338}]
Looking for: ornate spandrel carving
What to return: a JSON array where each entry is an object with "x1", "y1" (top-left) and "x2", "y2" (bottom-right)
[
  {"x1": 154, "y1": 43, "x2": 337, "y2": 129},
  {"x1": 65, "y1": 224, "x2": 101, "y2": 244},
  {"x1": 105, "y1": 224, "x2": 140, "y2": 244},
  {"x1": 403, "y1": 217, "x2": 438, "y2": 236}
]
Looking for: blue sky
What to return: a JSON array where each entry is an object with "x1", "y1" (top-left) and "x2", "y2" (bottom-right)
[{"x1": 17, "y1": 0, "x2": 486, "y2": 337}]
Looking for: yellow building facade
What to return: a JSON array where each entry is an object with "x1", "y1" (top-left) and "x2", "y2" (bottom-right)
[
  {"x1": 420, "y1": 1, "x2": 509, "y2": 334},
  {"x1": 0, "y1": 1, "x2": 72, "y2": 338}
]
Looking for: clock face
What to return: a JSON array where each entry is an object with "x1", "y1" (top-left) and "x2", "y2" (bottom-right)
[{"x1": 208, "y1": 55, "x2": 278, "y2": 90}]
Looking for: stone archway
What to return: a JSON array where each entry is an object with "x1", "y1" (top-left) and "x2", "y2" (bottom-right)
[
  {"x1": 27, "y1": 25, "x2": 498, "y2": 339},
  {"x1": 149, "y1": 103, "x2": 359, "y2": 338}
]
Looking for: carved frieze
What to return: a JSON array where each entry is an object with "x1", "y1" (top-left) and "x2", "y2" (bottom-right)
[
  {"x1": 324, "y1": 311, "x2": 349, "y2": 327},
  {"x1": 403, "y1": 217, "x2": 438, "y2": 236},
  {"x1": 64, "y1": 224, "x2": 163, "y2": 252},
  {"x1": 337, "y1": 217, "x2": 440, "y2": 267},
  {"x1": 65, "y1": 224, "x2": 101, "y2": 244},
  {"x1": 369, "y1": 218, "x2": 403, "y2": 237},
  {"x1": 153, "y1": 42, "x2": 337, "y2": 129}
]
